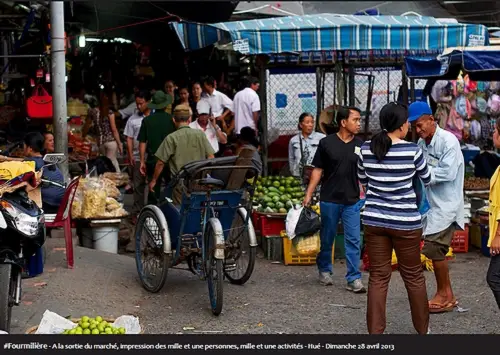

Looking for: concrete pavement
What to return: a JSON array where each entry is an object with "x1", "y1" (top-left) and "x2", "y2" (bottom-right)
[{"x1": 11, "y1": 237, "x2": 500, "y2": 334}]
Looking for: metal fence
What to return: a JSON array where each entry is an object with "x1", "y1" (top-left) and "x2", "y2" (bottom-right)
[
  {"x1": 261, "y1": 64, "x2": 428, "y2": 175},
  {"x1": 264, "y1": 65, "x2": 429, "y2": 141}
]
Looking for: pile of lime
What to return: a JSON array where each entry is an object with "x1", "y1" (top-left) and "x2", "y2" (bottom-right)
[{"x1": 61, "y1": 316, "x2": 126, "y2": 335}]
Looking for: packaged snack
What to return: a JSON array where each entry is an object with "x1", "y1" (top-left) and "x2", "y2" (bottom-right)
[{"x1": 82, "y1": 178, "x2": 107, "y2": 218}]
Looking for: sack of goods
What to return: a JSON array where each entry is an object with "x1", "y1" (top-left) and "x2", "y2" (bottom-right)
[{"x1": 71, "y1": 176, "x2": 128, "y2": 219}]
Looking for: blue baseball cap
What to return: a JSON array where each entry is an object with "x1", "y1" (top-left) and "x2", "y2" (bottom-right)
[{"x1": 408, "y1": 101, "x2": 432, "y2": 123}]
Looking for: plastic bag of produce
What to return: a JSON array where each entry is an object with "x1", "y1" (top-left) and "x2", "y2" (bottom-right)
[
  {"x1": 102, "y1": 172, "x2": 129, "y2": 187},
  {"x1": 71, "y1": 178, "x2": 87, "y2": 219},
  {"x1": 102, "y1": 178, "x2": 121, "y2": 199},
  {"x1": 294, "y1": 207, "x2": 321, "y2": 238},
  {"x1": 293, "y1": 231, "x2": 320, "y2": 256},
  {"x1": 286, "y1": 206, "x2": 302, "y2": 240},
  {"x1": 82, "y1": 178, "x2": 107, "y2": 218}
]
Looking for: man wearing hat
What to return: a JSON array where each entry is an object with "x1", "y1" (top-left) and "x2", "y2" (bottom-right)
[
  {"x1": 138, "y1": 90, "x2": 175, "y2": 204},
  {"x1": 408, "y1": 101, "x2": 465, "y2": 314},
  {"x1": 150, "y1": 104, "x2": 215, "y2": 205},
  {"x1": 189, "y1": 100, "x2": 227, "y2": 154}
]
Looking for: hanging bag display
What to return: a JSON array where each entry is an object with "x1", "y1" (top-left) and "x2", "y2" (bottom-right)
[{"x1": 26, "y1": 85, "x2": 52, "y2": 119}]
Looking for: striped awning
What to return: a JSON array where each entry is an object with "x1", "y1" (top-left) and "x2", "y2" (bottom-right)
[{"x1": 170, "y1": 14, "x2": 489, "y2": 55}]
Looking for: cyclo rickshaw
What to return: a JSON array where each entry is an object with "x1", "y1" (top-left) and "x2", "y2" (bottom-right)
[{"x1": 134, "y1": 156, "x2": 259, "y2": 315}]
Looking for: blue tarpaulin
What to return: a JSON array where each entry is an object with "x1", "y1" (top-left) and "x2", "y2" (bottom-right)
[
  {"x1": 405, "y1": 46, "x2": 500, "y2": 80},
  {"x1": 170, "y1": 14, "x2": 488, "y2": 55}
]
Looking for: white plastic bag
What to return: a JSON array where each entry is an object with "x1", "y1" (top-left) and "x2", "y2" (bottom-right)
[{"x1": 286, "y1": 206, "x2": 303, "y2": 240}]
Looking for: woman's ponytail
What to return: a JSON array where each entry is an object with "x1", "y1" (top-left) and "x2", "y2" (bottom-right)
[{"x1": 370, "y1": 130, "x2": 392, "y2": 162}]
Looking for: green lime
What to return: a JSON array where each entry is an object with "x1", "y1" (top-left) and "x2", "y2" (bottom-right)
[
  {"x1": 69, "y1": 329, "x2": 76, "y2": 335},
  {"x1": 97, "y1": 325, "x2": 105, "y2": 333},
  {"x1": 81, "y1": 316, "x2": 90, "y2": 323},
  {"x1": 89, "y1": 323, "x2": 97, "y2": 330},
  {"x1": 100, "y1": 321, "x2": 108, "y2": 328},
  {"x1": 118, "y1": 327, "x2": 126, "y2": 334},
  {"x1": 105, "y1": 327, "x2": 113, "y2": 334},
  {"x1": 83, "y1": 329, "x2": 91, "y2": 335},
  {"x1": 75, "y1": 328, "x2": 83, "y2": 335},
  {"x1": 91, "y1": 329, "x2": 100, "y2": 335},
  {"x1": 95, "y1": 316, "x2": 103, "y2": 323},
  {"x1": 81, "y1": 322, "x2": 90, "y2": 329}
]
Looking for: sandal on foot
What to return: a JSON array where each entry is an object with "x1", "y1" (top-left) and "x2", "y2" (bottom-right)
[{"x1": 429, "y1": 301, "x2": 455, "y2": 313}]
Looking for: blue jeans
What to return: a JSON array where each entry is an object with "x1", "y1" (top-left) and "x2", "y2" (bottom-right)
[{"x1": 317, "y1": 200, "x2": 363, "y2": 282}]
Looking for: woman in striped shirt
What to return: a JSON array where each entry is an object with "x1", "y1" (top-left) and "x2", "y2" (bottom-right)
[{"x1": 357, "y1": 102, "x2": 431, "y2": 335}]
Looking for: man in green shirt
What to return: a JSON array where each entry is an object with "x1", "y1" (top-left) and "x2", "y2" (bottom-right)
[
  {"x1": 138, "y1": 90, "x2": 175, "y2": 204},
  {"x1": 149, "y1": 104, "x2": 215, "y2": 205}
]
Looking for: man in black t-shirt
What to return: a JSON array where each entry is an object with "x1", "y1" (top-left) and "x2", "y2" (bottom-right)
[{"x1": 304, "y1": 106, "x2": 366, "y2": 292}]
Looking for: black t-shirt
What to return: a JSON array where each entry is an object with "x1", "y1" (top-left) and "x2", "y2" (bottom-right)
[{"x1": 311, "y1": 134, "x2": 362, "y2": 205}]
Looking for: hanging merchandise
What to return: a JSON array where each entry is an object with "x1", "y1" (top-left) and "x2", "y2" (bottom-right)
[
  {"x1": 446, "y1": 105, "x2": 464, "y2": 141},
  {"x1": 26, "y1": 85, "x2": 53, "y2": 119},
  {"x1": 488, "y1": 94, "x2": 500, "y2": 117},
  {"x1": 36, "y1": 69, "x2": 43, "y2": 78},
  {"x1": 435, "y1": 103, "x2": 450, "y2": 128}
]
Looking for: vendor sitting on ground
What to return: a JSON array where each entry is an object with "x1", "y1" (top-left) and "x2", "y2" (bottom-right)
[
  {"x1": 149, "y1": 104, "x2": 215, "y2": 205},
  {"x1": 23, "y1": 132, "x2": 65, "y2": 213}
]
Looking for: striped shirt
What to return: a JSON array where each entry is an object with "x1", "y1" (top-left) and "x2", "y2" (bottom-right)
[{"x1": 357, "y1": 140, "x2": 431, "y2": 231}]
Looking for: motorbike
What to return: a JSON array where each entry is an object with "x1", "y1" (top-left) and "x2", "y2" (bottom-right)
[{"x1": 0, "y1": 153, "x2": 66, "y2": 332}]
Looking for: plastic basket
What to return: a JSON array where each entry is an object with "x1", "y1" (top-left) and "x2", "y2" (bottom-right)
[
  {"x1": 252, "y1": 210, "x2": 261, "y2": 233},
  {"x1": 259, "y1": 214, "x2": 286, "y2": 237},
  {"x1": 450, "y1": 225, "x2": 469, "y2": 253},
  {"x1": 283, "y1": 234, "x2": 335, "y2": 266}
]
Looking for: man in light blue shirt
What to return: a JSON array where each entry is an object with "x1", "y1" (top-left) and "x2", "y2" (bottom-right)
[{"x1": 409, "y1": 101, "x2": 464, "y2": 314}]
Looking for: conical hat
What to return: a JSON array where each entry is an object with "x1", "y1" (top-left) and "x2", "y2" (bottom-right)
[{"x1": 319, "y1": 104, "x2": 341, "y2": 134}]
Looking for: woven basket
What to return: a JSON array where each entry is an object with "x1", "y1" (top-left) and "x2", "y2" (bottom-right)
[{"x1": 26, "y1": 317, "x2": 116, "y2": 334}]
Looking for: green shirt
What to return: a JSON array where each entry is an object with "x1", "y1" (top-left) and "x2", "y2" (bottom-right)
[
  {"x1": 137, "y1": 111, "x2": 175, "y2": 165},
  {"x1": 155, "y1": 126, "x2": 215, "y2": 175}
]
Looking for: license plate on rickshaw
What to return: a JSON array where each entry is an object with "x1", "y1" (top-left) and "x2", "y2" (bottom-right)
[{"x1": 201, "y1": 200, "x2": 229, "y2": 207}]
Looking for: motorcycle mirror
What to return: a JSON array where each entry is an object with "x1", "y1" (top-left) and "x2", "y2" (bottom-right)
[{"x1": 43, "y1": 153, "x2": 66, "y2": 164}]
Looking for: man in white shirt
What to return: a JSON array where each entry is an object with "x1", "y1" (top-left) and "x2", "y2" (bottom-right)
[
  {"x1": 189, "y1": 100, "x2": 227, "y2": 154},
  {"x1": 233, "y1": 77, "x2": 261, "y2": 135},
  {"x1": 201, "y1": 76, "x2": 233, "y2": 122},
  {"x1": 123, "y1": 90, "x2": 152, "y2": 218}
]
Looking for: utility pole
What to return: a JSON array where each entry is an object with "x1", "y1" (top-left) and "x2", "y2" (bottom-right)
[{"x1": 50, "y1": 1, "x2": 68, "y2": 180}]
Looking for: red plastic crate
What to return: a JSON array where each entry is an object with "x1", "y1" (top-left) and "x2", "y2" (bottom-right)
[
  {"x1": 259, "y1": 214, "x2": 286, "y2": 237},
  {"x1": 451, "y1": 225, "x2": 469, "y2": 253},
  {"x1": 252, "y1": 211, "x2": 261, "y2": 233}
]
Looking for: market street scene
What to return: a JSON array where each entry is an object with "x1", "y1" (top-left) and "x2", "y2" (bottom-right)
[{"x1": 0, "y1": 1, "x2": 499, "y2": 336}]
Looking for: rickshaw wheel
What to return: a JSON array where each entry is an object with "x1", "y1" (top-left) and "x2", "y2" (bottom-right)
[
  {"x1": 224, "y1": 210, "x2": 256, "y2": 285},
  {"x1": 135, "y1": 208, "x2": 170, "y2": 293},
  {"x1": 204, "y1": 222, "x2": 223, "y2": 316}
]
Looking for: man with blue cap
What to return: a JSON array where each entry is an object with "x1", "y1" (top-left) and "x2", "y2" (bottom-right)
[{"x1": 408, "y1": 101, "x2": 465, "y2": 314}]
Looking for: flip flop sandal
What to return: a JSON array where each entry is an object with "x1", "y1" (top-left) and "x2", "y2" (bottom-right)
[{"x1": 429, "y1": 301, "x2": 455, "y2": 313}]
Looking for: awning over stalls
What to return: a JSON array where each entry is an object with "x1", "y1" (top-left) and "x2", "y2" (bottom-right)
[
  {"x1": 169, "y1": 14, "x2": 489, "y2": 55},
  {"x1": 405, "y1": 46, "x2": 500, "y2": 81}
]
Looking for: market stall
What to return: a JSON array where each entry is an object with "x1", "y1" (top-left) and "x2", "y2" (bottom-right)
[
  {"x1": 71, "y1": 172, "x2": 129, "y2": 254},
  {"x1": 170, "y1": 14, "x2": 488, "y2": 175},
  {"x1": 405, "y1": 46, "x2": 500, "y2": 258},
  {"x1": 170, "y1": 14, "x2": 489, "y2": 265}
]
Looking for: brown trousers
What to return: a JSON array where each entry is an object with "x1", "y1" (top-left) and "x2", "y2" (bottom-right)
[{"x1": 364, "y1": 226, "x2": 429, "y2": 334}]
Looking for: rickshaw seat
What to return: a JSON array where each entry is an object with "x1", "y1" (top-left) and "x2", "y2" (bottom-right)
[{"x1": 198, "y1": 177, "x2": 224, "y2": 188}]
